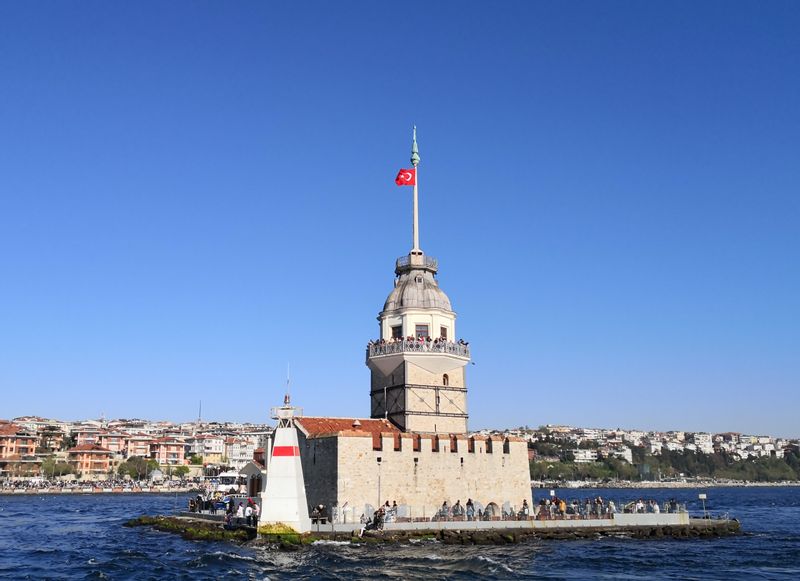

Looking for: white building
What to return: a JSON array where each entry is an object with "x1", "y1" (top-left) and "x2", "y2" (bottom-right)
[
  {"x1": 574, "y1": 449, "x2": 598, "y2": 463},
  {"x1": 224, "y1": 438, "x2": 255, "y2": 469},
  {"x1": 690, "y1": 433, "x2": 714, "y2": 454},
  {"x1": 607, "y1": 447, "x2": 633, "y2": 463}
]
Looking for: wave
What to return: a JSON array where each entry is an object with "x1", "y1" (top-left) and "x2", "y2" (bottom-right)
[
  {"x1": 312, "y1": 540, "x2": 352, "y2": 546},
  {"x1": 476, "y1": 555, "x2": 514, "y2": 574},
  {"x1": 204, "y1": 550, "x2": 257, "y2": 562}
]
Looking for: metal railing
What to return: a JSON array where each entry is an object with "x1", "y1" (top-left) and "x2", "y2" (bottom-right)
[
  {"x1": 328, "y1": 500, "x2": 688, "y2": 525},
  {"x1": 367, "y1": 340, "x2": 470, "y2": 358},
  {"x1": 395, "y1": 255, "x2": 438, "y2": 271}
]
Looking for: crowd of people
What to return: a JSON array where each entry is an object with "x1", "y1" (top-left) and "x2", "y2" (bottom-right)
[
  {"x1": 359, "y1": 500, "x2": 400, "y2": 535},
  {"x1": 435, "y1": 498, "x2": 482, "y2": 520},
  {"x1": 531, "y1": 495, "x2": 683, "y2": 519},
  {"x1": 355, "y1": 495, "x2": 685, "y2": 529},
  {"x1": 1, "y1": 478, "x2": 191, "y2": 491},
  {"x1": 188, "y1": 493, "x2": 261, "y2": 527},
  {"x1": 368, "y1": 336, "x2": 470, "y2": 354},
  {"x1": 225, "y1": 499, "x2": 260, "y2": 527},
  {"x1": 436, "y1": 498, "x2": 535, "y2": 521},
  {"x1": 534, "y1": 495, "x2": 617, "y2": 519}
]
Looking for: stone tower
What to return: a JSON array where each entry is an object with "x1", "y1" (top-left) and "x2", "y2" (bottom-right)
[{"x1": 366, "y1": 128, "x2": 471, "y2": 433}]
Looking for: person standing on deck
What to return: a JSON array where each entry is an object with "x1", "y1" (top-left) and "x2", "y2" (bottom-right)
[{"x1": 236, "y1": 502, "x2": 244, "y2": 524}]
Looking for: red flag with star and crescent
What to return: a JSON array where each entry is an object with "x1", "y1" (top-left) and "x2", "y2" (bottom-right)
[{"x1": 395, "y1": 168, "x2": 416, "y2": 186}]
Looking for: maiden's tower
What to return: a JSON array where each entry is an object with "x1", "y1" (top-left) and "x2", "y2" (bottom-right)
[{"x1": 290, "y1": 129, "x2": 531, "y2": 522}]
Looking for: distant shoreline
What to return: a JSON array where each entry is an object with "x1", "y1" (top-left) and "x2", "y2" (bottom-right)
[
  {"x1": 532, "y1": 480, "x2": 800, "y2": 489},
  {"x1": 0, "y1": 487, "x2": 198, "y2": 496},
  {"x1": 4, "y1": 481, "x2": 799, "y2": 496}
]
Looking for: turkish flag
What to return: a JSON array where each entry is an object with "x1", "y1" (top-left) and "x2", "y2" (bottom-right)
[{"x1": 395, "y1": 168, "x2": 416, "y2": 186}]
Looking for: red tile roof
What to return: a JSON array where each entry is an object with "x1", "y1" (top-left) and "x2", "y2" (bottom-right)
[
  {"x1": 0, "y1": 421, "x2": 20, "y2": 436},
  {"x1": 296, "y1": 417, "x2": 399, "y2": 439},
  {"x1": 0, "y1": 422, "x2": 35, "y2": 437},
  {"x1": 68, "y1": 444, "x2": 112, "y2": 454},
  {"x1": 151, "y1": 437, "x2": 183, "y2": 444}
]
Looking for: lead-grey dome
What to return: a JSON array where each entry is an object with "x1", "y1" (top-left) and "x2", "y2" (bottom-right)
[{"x1": 383, "y1": 268, "x2": 452, "y2": 312}]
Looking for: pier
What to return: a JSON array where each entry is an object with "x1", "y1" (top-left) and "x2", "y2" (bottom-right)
[{"x1": 135, "y1": 511, "x2": 740, "y2": 548}]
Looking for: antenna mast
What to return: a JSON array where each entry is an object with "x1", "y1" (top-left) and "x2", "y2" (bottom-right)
[{"x1": 284, "y1": 362, "x2": 291, "y2": 406}]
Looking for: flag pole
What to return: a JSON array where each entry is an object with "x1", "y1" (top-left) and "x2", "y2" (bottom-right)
[{"x1": 411, "y1": 125, "x2": 421, "y2": 254}]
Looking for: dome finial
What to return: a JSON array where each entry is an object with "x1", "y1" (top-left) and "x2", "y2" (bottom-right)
[{"x1": 411, "y1": 125, "x2": 420, "y2": 167}]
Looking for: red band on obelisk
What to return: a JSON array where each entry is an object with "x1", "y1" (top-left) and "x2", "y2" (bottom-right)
[{"x1": 272, "y1": 445, "x2": 300, "y2": 457}]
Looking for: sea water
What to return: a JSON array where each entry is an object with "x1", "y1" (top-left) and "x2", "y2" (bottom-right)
[{"x1": 0, "y1": 486, "x2": 798, "y2": 579}]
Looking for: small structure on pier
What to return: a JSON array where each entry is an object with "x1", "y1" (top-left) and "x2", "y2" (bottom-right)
[{"x1": 258, "y1": 394, "x2": 311, "y2": 533}]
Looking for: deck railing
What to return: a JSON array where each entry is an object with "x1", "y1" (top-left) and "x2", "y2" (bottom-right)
[
  {"x1": 367, "y1": 340, "x2": 470, "y2": 359},
  {"x1": 395, "y1": 255, "x2": 438, "y2": 271},
  {"x1": 328, "y1": 500, "x2": 688, "y2": 525}
]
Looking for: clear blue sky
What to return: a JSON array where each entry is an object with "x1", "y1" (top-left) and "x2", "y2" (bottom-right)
[{"x1": 1, "y1": 2, "x2": 798, "y2": 437}]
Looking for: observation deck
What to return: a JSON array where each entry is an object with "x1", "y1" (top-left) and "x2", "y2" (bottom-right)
[
  {"x1": 366, "y1": 339, "x2": 470, "y2": 361},
  {"x1": 395, "y1": 254, "x2": 438, "y2": 275}
]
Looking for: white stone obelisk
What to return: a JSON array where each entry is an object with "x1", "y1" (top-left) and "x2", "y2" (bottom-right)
[{"x1": 258, "y1": 393, "x2": 311, "y2": 533}]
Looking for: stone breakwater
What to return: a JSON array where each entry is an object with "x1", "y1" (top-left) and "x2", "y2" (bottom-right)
[
  {"x1": 351, "y1": 519, "x2": 741, "y2": 544},
  {"x1": 124, "y1": 515, "x2": 256, "y2": 543},
  {"x1": 126, "y1": 515, "x2": 741, "y2": 550}
]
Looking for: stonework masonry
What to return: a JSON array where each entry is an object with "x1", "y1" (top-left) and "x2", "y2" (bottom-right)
[
  {"x1": 298, "y1": 421, "x2": 531, "y2": 523},
  {"x1": 370, "y1": 360, "x2": 468, "y2": 434}
]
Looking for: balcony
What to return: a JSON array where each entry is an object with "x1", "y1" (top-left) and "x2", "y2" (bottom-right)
[
  {"x1": 395, "y1": 255, "x2": 438, "y2": 273},
  {"x1": 367, "y1": 339, "x2": 470, "y2": 359}
]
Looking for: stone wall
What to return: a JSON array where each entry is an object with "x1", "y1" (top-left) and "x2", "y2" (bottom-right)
[
  {"x1": 302, "y1": 432, "x2": 531, "y2": 522},
  {"x1": 298, "y1": 431, "x2": 338, "y2": 513},
  {"x1": 370, "y1": 359, "x2": 468, "y2": 434}
]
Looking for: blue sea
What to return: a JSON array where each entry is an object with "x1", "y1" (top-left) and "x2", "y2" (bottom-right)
[{"x1": 0, "y1": 487, "x2": 798, "y2": 579}]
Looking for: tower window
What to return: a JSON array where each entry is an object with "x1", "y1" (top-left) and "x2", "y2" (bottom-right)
[
  {"x1": 391, "y1": 325, "x2": 402, "y2": 339},
  {"x1": 442, "y1": 374, "x2": 449, "y2": 386},
  {"x1": 415, "y1": 324, "x2": 429, "y2": 338},
  {"x1": 415, "y1": 276, "x2": 423, "y2": 284},
  {"x1": 440, "y1": 326, "x2": 448, "y2": 340}
]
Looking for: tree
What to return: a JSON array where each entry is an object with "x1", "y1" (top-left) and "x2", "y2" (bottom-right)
[
  {"x1": 41, "y1": 457, "x2": 74, "y2": 477},
  {"x1": 189, "y1": 455, "x2": 204, "y2": 465},
  {"x1": 173, "y1": 466, "x2": 190, "y2": 478},
  {"x1": 117, "y1": 456, "x2": 159, "y2": 480}
]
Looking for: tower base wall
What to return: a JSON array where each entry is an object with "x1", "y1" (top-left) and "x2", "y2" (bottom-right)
[{"x1": 301, "y1": 433, "x2": 531, "y2": 523}]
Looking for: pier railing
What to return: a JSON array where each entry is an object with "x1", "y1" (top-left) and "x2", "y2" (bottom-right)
[
  {"x1": 329, "y1": 500, "x2": 688, "y2": 525},
  {"x1": 367, "y1": 340, "x2": 470, "y2": 359}
]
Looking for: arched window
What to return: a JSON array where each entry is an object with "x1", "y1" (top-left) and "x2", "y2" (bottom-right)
[{"x1": 442, "y1": 374, "x2": 449, "y2": 386}]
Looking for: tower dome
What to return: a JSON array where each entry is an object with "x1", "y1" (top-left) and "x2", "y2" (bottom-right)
[{"x1": 382, "y1": 258, "x2": 452, "y2": 313}]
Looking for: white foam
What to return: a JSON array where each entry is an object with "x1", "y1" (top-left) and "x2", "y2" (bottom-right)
[
  {"x1": 208, "y1": 551, "x2": 256, "y2": 562},
  {"x1": 311, "y1": 540, "x2": 351, "y2": 546},
  {"x1": 477, "y1": 555, "x2": 514, "y2": 573}
]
